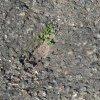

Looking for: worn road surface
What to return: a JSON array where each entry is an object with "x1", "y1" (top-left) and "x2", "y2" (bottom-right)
[{"x1": 0, "y1": 0, "x2": 100, "y2": 100}]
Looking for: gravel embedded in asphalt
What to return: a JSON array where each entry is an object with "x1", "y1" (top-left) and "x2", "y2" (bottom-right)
[{"x1": 0, "y1": 0, "x2": 100, "y2": 100}]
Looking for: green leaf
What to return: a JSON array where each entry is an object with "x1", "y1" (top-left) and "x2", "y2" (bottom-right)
[{"x1": 47, "y1": 39, "x2": 55, "y2": 45}]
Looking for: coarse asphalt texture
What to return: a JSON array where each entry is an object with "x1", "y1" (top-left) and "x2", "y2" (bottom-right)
[{"x1": 0, "y1": 0, "x2": 100, "y2": 100}]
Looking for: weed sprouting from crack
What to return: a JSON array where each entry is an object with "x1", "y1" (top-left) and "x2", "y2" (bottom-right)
[
  {"x1": 37, "y1": 23, "x2": 56, "y2": 45},
  {"x1": 20, "y1": 23, "x2": 57, "y2": 64}
]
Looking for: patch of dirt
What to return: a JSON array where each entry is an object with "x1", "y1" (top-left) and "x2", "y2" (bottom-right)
[{"x1": 33, "y1": 40, "x2": 50, "y2": 60}]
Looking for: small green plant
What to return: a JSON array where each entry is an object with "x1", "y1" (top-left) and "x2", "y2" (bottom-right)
[
  {"x1": 47, "y1": 39, "x2": 55, "y2": 45},
  {"x1": 37, "y1": 23, "x2": 56, "y2": 45}
]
